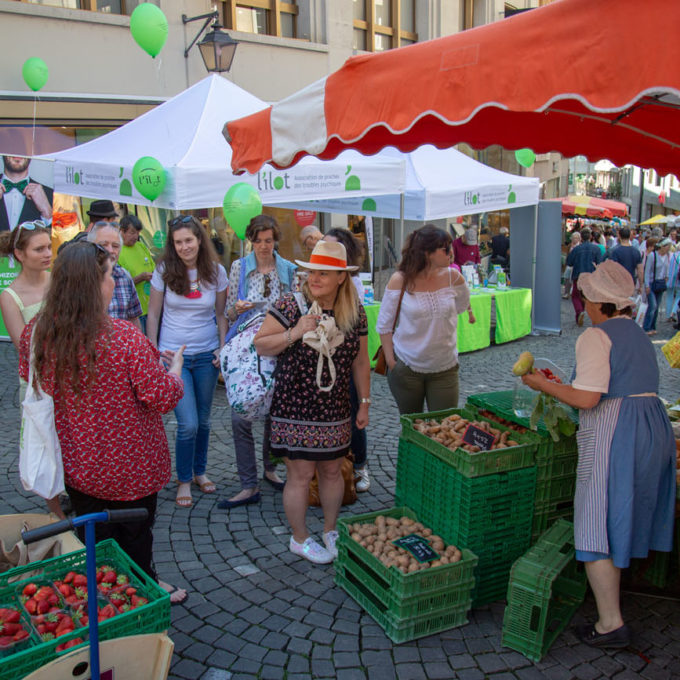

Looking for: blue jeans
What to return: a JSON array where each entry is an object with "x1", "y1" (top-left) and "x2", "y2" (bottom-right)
[
  {"x1": 643, "y1": 289, "x2": 664, "y2": 331},
  {"x1": 174, "y1": 351, "x2": 218, "y2": 483}
]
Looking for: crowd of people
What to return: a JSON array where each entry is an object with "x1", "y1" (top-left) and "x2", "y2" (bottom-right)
[
  {"x1": 564, "y1": 222, "x2": 680, "y2": 335},
  {"x1": 1, "y1": 208, "x2": 676, "y2": 650}
]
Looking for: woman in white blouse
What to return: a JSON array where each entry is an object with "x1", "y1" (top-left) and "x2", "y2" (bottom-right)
[{"x1": 376, "y1": 225, "x2": 475, "y2": 415}]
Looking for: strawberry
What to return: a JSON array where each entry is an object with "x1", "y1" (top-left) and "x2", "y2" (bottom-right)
[
  {"x1": 23, "y1": 599, "x2": 37, "y2": 616},
  {"x1": 13, "y1": 629, "x2": 29, "y2": 642},
  {"x1": 124, "y1": 587, "x2": 137, "y2": 597},
  {"x1": 99, "y1": 604, "x2": 117, "y2": 620},
  {"x1": 130, "y1": 595, "x2": 148, "y2": 608},
  {"x1": 63, "y1": 571, "x2": 77, "y2": 584},
  {"x1": 37, "y1": 600, "x2": 50, "y2": 615},
  {"x1": 22, "y1": 583, "x2": 37, "y2": 597},
  {"x1": 73, "y1": 574, "x2": 88, "y2": 588},
  {"x1": 0, "y1": 636, "x2": 15, "y2": 648},
  {"x1": 0, "y1": 609, "x2": 20, "y2": 623},
  {"x1": 56, "y1": 637, "x2": 83, "y2": 652},
  {"x1": 57, "y1": 584, "x2": 73, "y2": 598},
  {"x1": 116, "y1": 574, "x2": 129, "y2": 586},
  {"x1": 101, "y1": 571, "x2": 117, "y2": 584}
]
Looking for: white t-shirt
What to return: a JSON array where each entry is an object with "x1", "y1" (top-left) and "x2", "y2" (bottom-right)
[
  {"x1": 352, "y1": 276, "x2": 365, "y2": 304},
  {"x1": 376, "y1": 274, "x2": 471, "y2": 373},
  {"x1": 151, "y1": 264, "x2": 227, "y2": 355},
  {"x1": 572, "y1": 326, "x2": 612, "y2": 393}
]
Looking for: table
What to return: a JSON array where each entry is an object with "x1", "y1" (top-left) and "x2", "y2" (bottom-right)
[{"x1": 365, "y1": 287, "x2": 532, "y2": 366}]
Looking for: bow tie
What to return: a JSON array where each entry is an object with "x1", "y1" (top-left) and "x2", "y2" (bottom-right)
[{"x1": 2, "y1": 178, "x2": 29, "y2": 193}]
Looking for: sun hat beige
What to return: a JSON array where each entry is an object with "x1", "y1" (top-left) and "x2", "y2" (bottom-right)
[
  {"x1": 577, "y1": 260, "x2": 635, "y2": 309},
  {"x1": 295, "y1": 240, "x2": 359, "y2": 271}
]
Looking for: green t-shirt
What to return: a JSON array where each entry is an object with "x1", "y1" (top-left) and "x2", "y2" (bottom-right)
[{"x1": 118, "y1": 240, "x2": 155, "y2": 315}]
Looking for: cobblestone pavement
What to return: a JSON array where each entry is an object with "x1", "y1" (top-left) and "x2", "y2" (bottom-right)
[{"x1": 0, "y1": 299, "x2": 679, "y2": 680}]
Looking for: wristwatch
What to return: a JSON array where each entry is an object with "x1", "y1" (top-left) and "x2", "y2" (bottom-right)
[{"x1": 359, "y1": 398, "x2": 371, "y2": 405}]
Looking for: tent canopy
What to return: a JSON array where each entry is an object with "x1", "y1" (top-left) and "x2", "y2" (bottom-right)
[
  {"x1": 553, "y1": 195, "x2": 628, "y2": 218},
  {"x1": 40, "y1": 75, "x2": 404, "y2": 210},
  {"x1": 226, "y1": 0, "x2": 680, "y2": 178},
  {"x1": 279, "y1": 145, "x2": 539, "y2": 220}
]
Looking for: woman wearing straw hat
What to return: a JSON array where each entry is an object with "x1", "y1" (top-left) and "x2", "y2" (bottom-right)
[
  {"x1": 522, "y1": 260, "x2": 676, "y2": 649},
  {"x1": 254, "y1": 240, "x2": 370, "y2": 564}
]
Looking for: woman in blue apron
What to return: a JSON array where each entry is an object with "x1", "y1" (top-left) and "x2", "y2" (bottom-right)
[{"x1": 522, "y1": 260, "x2": 676, "y2": 649}]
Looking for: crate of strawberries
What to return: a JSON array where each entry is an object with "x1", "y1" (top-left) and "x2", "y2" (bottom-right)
[{"x1": 0, "y1": 539, "x2": 169, "y2": 680}]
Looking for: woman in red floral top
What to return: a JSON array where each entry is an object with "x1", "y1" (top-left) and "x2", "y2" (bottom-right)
[{"x1": 19, "y1": 241, "x2": 186, "y2": 599}]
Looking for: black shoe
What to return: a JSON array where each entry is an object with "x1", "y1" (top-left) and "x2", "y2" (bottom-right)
[
  {"x1": 262, "y1": 474, "x2": 285, "y2": 491},
  {"x1": 575, "y1": 623, "x2": 631, "y2": 649},
  {"x1": 217, "y1": 492, "x2": 261, "y2": 509}
]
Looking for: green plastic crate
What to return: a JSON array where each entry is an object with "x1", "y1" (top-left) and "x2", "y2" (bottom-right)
[
  {"x1": 0, "y1": 540, "x2": 169, "y2": 680},
  {"x1": 534, "y1": 473, "x2": 577, "y2": 505},
  {"x1": 400, "y1": 408, "x2": 539, "y2": 478},
  {"x1": 531, "y1": 498, "x2": 575, "y2": 542},
  {"x1": 630, "y1": 551, "x2": 671, "y2": 589},
  {"x1": 502, "y1": 520, "x2": 586, "y2": 662},
  {"x1": 337, "y1": 507, "x2": 478, "y2": 599},
  {"x1": 335, "y1": 569, "x2": 471, "y2": 644}
]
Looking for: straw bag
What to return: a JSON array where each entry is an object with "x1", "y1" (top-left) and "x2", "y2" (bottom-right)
[
  {"x1": 662, "y1": 331, "x2": 680, "y2": 369},
  {"x1": 372, "y1": 285, "x2": 405, "y2": 375},
  {"x1": 308, "y1": 453, "x2": 357, "y2": 507}
]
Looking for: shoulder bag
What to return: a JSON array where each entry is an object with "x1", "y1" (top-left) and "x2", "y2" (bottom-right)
[
  {"x1": 19, "y1": 330, "x2": 65, "y2": 500},
  {"x1": 651, "y1": 252, "x2": 667, "y2": 293},
  {"x1": 373, "y1": 284, "x2": 406, "y2": 375}
]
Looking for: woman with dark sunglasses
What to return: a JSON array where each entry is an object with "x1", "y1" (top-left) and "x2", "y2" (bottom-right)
[
  {"x1": 147, "y1": 216, "x2": 228, "y2": 509},
  {"x1": 19, "y1": 241, "x2": 187, "y2": 601},
  {"x1": 219, "y1": 214, "x2": 297, "y2": 508}
]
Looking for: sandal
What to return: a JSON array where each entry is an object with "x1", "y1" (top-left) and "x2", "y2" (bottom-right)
[
  {"x1": 175, "y1": 481, "x2": 193, "y2": 508},
  {"x1": 193, "y1": 476, "x2": 216, "y2": 493}
]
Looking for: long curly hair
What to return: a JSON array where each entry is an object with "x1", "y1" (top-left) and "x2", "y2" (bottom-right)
[
  {"x1": 160, "y1": 216, "x2": 218, "y2": 295},
  {"x1": 398, "y1": 224, "x2": 452, "y2": 291},
  {"x1": 32, "y1": 242, "x2": 112, "y2": 397},
  {"x1": 0, "y1": 223, "x2": 52, "y2": 260}
]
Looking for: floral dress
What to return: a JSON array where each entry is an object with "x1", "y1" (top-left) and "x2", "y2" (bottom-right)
[{"x1": 268, "y1": 292, "x2": 367, "y2": 461}]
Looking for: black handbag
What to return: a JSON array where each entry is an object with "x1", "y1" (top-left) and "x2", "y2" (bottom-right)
[{"x1": 651, "y1": 253, "x2": 667, "y2": 293}]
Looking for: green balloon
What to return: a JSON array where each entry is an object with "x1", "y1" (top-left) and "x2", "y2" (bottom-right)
[
  {"x1": 515, "y1": 148, "x2": 536, "y2": 168},
  {"x1": 22, "y1": 57, "x2": 49, "y2": 92},
  {"x1": 132, "y1": 156, "x2": 166, "y2": 201},
  {"x1": 130, "y1": 3, "x2": 168, "y2": 58},
  {"x1": 223, "y1": 183, "x2": 262, "y2": 241}
]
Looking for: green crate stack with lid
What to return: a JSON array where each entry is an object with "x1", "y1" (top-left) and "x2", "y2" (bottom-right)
[
  {"x1": 0, "y1": 539, "x2": 169, "y2": 680},
  {"x1": 335, "y1": 507, "x2": 478, "y2": 643},
  {"x1": 396, "y1": 408, "x2": 539, "y2": 605},
  {"x1": 502, "y1": 519, "x2": 587, "y2": 662},
  {"x1": 466, "y1": 391, "x2": 579, "y2": 540}
]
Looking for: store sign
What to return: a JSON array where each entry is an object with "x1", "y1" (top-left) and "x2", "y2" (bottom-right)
[
  {"x1": 392, "y1": 534, "x2": 440, "y2": 563},
  {"x1": 294, "y1": 210, "x2": 317, "y2": 227},
  {"x1": 462, "y1": 424, "x2": 497, "y2": 451}
]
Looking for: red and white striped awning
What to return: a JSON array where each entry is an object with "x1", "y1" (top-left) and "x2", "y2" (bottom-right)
[{"x1": 225, "y1": 0, "x2": 680, "y2": 178}]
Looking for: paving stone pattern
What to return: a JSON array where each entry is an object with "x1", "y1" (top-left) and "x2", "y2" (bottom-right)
[{"x1": 0, "y1": 299, "x2": 679, "y2": 679}]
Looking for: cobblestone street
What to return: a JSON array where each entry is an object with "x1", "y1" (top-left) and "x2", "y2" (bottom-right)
[{"x1": 0, "y1": 298, "x2": 678, "y2": 680}]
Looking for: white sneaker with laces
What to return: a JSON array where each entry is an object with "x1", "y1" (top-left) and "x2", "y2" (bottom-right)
[
  {"x1": 323, "y1": 530, "x2": 339, "y2": 559},
  {"x1": 289, "y1": 536, "x2": 334, "y2": 564},
  {"x1": 355, "y1": 467, "x2": 370, "y2": 493}
]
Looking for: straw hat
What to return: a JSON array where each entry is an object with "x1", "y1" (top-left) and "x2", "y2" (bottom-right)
[
  {"x1": 295, "y1": 240, "x2": 358, "y2": 271},
  {"x1": 577, "y1": 260, "x2": 634, "y2": 309}
]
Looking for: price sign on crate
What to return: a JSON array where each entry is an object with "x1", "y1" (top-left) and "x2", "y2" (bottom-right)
[
  {"x1": 462, "y1": 424, "x2": 497, "y2": 451},
  {"x1": 392, "y1": 534, "x2": 440, "y2": 563}
]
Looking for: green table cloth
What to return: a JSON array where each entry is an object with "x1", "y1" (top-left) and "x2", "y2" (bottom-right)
[{"x1": 364, "y1": 287, "x2": 532, "y2": 367}]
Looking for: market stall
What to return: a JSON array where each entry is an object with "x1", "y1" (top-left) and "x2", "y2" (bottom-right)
[{"x1": 364, "y1": 285, "x2": 532, "y2": 366}]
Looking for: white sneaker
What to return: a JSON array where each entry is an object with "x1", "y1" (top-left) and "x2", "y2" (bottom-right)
[
  {"x1": 355, "y1": 467, "x2": 370, "y2": 493},
  {"x1": 323, "y1": 530, "x2": 339, "y2": 559},
  {"x1": 289, "y1": 536, "x2": 334, "y2": 564}
]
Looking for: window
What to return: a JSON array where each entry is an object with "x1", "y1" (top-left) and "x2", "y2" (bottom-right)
[
  {"x1": 19, "y1": 0, "x2": 147, "y2": 12},
  {"x1": 221, "y1": 1, "x2": 298, "y2": 39},
  {"x1": 353, "y1": 0, "x2": 417, "y2": 52}
]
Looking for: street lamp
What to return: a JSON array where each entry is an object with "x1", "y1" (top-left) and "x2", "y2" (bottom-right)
[{"x1": 183, "y1": 12, "x2": 238, "y2": 73}]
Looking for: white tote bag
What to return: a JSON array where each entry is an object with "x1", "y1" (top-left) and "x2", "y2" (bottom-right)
[{"x1": 19, "y1": 333, "x2": 65, "y2": 499}]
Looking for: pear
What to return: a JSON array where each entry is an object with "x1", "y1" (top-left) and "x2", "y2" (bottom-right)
[{"x1": 512, "y1": 351, "x2": 535, "y2": 376}]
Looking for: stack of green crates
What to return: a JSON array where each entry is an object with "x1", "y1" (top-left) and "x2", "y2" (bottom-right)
[
  {"x1": 396, "y1": 408, "x2": 539, "y2": 605},
  {"x1": 335, "y1": 507, "x2": 478, "y2": 643},
  {"x1": 466, "y1": 391, "x2": 579, "y2": 540},
  {"x1": 502, "y1": 519, "x2": 587, "y2": 662},
  {"x1": 0, "y1": 539, "x2": 170, "y2": 680}
]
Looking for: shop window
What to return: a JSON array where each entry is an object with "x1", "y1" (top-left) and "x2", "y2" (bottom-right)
[
  {"x1": 353, "y1": 0, "x2": 417, "y2": 52},
  {"x1": 221, "y1": 1, "x2": 298, "y2": 39}
]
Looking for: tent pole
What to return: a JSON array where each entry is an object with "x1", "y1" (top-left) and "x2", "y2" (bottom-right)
[
  {"x1": 399, "y1": 193, "x2": 405, "y2": 255},
  {"x1": 530, "y1": 204, "x2": 538, "y2": 331}
]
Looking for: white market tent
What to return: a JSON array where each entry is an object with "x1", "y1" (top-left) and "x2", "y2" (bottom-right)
[
  {"x1": 287, "y1": 144, "x2": 540, "y2": 221},
  {"x1": 40, "y1": 75, "x2": 405, "y2": 210}
]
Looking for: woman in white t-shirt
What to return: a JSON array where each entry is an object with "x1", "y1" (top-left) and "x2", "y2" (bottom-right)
[
  {"x1": 376, "y1": 224, "x2": 475, "y2": 415},
  {"x1": 147, "y1": 216, "x2": 228, "y2": 508}
]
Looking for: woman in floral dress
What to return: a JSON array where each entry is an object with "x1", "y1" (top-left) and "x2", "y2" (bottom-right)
[{"x1": 254, "y1": 241, "x2": 371, "y2": 565}]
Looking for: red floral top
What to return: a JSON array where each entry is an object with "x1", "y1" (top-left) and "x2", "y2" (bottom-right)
[{"x1": 20, "y1": 320, "x2": 183, "y2": 501}]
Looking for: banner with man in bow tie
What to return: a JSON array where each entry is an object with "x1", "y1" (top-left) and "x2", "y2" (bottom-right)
[{"x1": 0, "y1": 155, "x2": 53, "y2": 232}]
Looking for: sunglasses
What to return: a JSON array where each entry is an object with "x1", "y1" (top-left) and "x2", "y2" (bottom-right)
[
  {"x1": 263, "y1": 272, "x2": 272, "y2": 299},
  {"x1": 168, "y1": 215, "x2": 195, "y2": 228},
  {"x1": 16, "y1": 219, "x2": 48, "y2": 238}
]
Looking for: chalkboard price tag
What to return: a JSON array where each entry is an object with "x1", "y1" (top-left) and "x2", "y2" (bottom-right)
[
  {"x1": 392, "y1": 534, "x2": 440, "y2": 563},
  {"x1": 462, "y1": 424, "x2": 496, "y2": 451}
]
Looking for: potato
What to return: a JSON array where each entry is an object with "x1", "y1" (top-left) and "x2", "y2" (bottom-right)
[
  {"x1": 451, "y1": 548, "x2": 462, "y2": 562},
  {"x1": 421, "y1": 528, "x2": 433, "y2": 537},
  {"x1": 351, "y1": 532, "x2": 361, "y2": 542},
  {"x1": 430, "y1": 559, "x2": 442, "y2": 568}
]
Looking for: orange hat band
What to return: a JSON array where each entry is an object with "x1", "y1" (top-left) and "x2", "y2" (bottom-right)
[{"x1": 308, "y1": 253, "x2": 347, "y2": 268}]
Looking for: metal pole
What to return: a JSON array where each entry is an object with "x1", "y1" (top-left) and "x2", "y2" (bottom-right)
[
  {"x1": 399, "y1": 193, "x2": 405, "y2": 256},
  {"x1": 85, "y1": 521, "x2": 100, "y2": 680},
  {"x1": 637, "y1": 167, "x2": 645, "y2": 227},
  {"x1": 530, "y1": 205, "x2": 538, "y2": 332}
]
